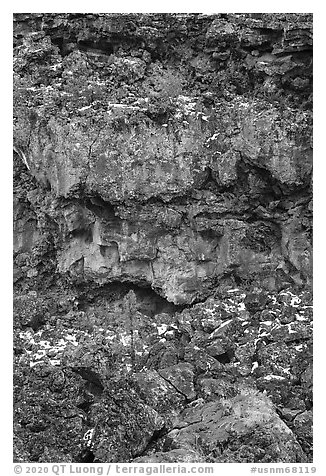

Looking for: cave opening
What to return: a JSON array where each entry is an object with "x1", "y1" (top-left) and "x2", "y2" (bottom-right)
[
  {"x1": 75, "y1": 281, "x2": 185, "y2": 317},
  {"x1": 78, "y1": 39, "x2": 114, "y2": 55}
]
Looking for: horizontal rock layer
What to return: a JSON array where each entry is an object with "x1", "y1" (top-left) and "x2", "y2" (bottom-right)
[{"x1": 13, "y1": 14, "x2": 312, "y2": 304}]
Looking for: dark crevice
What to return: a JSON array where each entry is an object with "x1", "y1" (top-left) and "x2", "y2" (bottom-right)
[
  {"x1": 99, "y1": 243, "x2": 119, "y2": 258},
  {"x1": 156, "y1": 370, "x2": 190, "y2": 400},
  {"x1": 215, "y1": 349, "x2": 235, "y2": 364},
  {"x1": 69, "y1": 228, "x2": 93, "y2": 244},
  {"x1": 77, "y1": 401, "x2": 93, "y2": 412},
  {"x1": 84, "y1": 195, "x2": 118, "y2": 222},
  {"x1": 286, "y1": 337, "x2": 311, "y2": 346},
  {"x1": 197, "y1": 166, "x2": 219, "y2": 191},
  {"x1": 133, "y1": 426, "x2": 169, "y2": 459},
  {"x1": 172, "y1": 418, "x2": 203, "y2": 431},
  {"x1": 238, "y1": 151, "x2": 312, "y2": 199},
  {"x1": 51, "y1": 37, "x2": 66, "y2": 55},
  {"x1": 77, "y1": 448, "x2": 95, "y2": 463},
  {"x1": 71, "y1": 368, "x2": 104, "y2": 393}
]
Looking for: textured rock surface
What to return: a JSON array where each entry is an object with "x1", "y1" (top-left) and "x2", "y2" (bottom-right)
[
  {"x1": 164, "y1": 388, "x2": 305, "y2": 463},
  {"x1": 14, "y1": 287, "x2": 313, "y2": 462},
  {"x1": 13, "y1": 13, "x2": 312, "y2": 463},
  {"x1": 14, "y1": 13, "x2": 312, "y2": 305}
]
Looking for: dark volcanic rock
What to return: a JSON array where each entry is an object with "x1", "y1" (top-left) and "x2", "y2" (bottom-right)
[
  {"x1": 165, "y1": 388, "x2": 306, "y2": 463},
  {"x1": 88, "y1": 383, "x2": 165, "y2": 462},
  {"x1": 13, "y1": 283, "x2": 313, "y2": 463},
  {"x1": 13, "y1": 13, "x2": 312, "y2": 464},
  {"x1": 13, "y1": 13, "x2": 312, "y2": 305}
]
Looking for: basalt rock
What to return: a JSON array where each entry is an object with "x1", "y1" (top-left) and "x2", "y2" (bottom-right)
[
  {"x1": 164, "y1": 388, "x2": 306, "y2": 463},
  {"x1": 13, "y1": 13, "x2": 313, "y2": 464},
  {"x1": 13, "y1": 13, "x2": 312, "y2": 305},
  {"x1": 14, "y1": 284, "x2": 312, "y2": 462}
]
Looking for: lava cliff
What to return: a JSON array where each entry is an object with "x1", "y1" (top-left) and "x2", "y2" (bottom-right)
[{"x1": 13, "y1": 13, "x2": 313, "y2": 463}]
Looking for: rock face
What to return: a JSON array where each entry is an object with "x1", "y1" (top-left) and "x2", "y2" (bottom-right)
[
  {"x1": 14, "y1": 13, "x2": 312, "y2": 305},
  {"x1": 13, "y1": 13, "x2": 312, "y2": 463},
  {"x1": 162, "y1": 389, "x2": 305, "y2": 463}
]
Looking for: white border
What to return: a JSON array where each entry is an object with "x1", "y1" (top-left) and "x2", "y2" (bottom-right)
[{"x1": 4, "y1": 3, "x2": 324, "y2": 474}]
